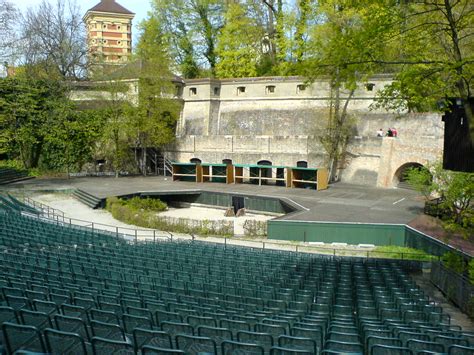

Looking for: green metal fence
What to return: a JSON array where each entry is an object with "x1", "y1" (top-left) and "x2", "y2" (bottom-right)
[
  {"x1": 431, "y1": 261, "x2": 474, "y2": 318},
  {"x1": 268, "y1": 220, "x2": 406, "y2": 246}
]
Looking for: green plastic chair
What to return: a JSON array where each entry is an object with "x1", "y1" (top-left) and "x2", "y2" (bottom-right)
[
  {"x1": 221, "y1": 340, "x2": 265, "y2": 355},
  {"x1": 176, "y1": 334, "x2": 218, "y2": 354},
  {"x1": 44, "y1": 328, "x2": 88, "y2": 355},
  {"x1": 91, "y1": 336, "x2": 134, "y2": 354},
  {"x1": 1, "y1": 322, "x2": 46, "y2": 354}
]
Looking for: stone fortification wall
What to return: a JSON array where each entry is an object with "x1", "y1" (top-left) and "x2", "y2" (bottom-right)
[
  {"x1": 67, "y1": 75, "x2": 443, "y2": 187},
  {"x1": 167, "y1": 76, "x2": 443, "y2": 187}
]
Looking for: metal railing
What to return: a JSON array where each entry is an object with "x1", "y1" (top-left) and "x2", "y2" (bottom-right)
[
  {"x1": 431, "y1": 261, "x2": 474, "y2": 318},
  {"x1": 22, "y1": 197, "x2": 170, "y2": 243},
  {"x1": 23, "y1": 196, "x2": 65, "y2": 218},
  {"x1": 161, "y1": 154, "x2": 173, "y2": 176}
]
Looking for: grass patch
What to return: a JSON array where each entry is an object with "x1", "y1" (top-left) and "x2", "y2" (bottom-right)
[
  {"x1": 106, "y1": 197, "x2": 233, "y2": 236},
  {"x1": 372, "y1": 245, "x2": 434, "y2": 261}
]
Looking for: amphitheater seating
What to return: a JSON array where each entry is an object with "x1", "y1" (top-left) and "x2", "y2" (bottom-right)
[
  {"x1": 0, "y1": 195, "x2": 39, "y2": 215},
  {"x1": 0, "y1": 210, "x2": 474, "y2": 354},
  {"x1": 0, "y1": 168, "x2": 32, "y2": 185}
]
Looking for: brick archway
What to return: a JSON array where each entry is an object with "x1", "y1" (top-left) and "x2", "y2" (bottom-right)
[{"x1": 392, "y1": 162, "x2": 427, "y2": 187}]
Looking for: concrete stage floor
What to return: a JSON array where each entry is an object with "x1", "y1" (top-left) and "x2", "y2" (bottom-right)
[{"x1": 6, "y1": 176, "x2": 424, "y2": 225}]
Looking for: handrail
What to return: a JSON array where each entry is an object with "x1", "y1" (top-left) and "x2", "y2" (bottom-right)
[
  {"x1": 22, "y1": 197, "x2": 171, "y2": 243},
  {"x1": 23, "y1": 196, "x2": 65, "y2": 218},
  {"x1": 35, "y1": 210, "x2": 172, "y2": 243}
]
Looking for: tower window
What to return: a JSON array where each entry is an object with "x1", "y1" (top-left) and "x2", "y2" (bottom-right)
[
  {"x1": 265, "y1": 85, "x2": 275, "y2": 94},
  {"x1": 366, "y1": 83, "x2": 375, "y2": 91},
  {"x1": 297, "y1": 84, "x2": 306, "y2": 93},
  {"x1": 237, "y1": 86, "x2": 246, "y2": 95},
  {"x1": 214, "y1": 87, "x2": 220, "y2": 95},
  {"x1": 189, "y1": 87, "x2": 197, "y2": 96}
]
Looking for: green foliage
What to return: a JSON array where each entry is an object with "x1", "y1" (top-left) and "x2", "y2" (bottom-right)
[
  {"x1": 0, "y1": 76, "x2": 102, "y2": 173},
  {"x1": 0, "y1": 159, "x2": 26, "y2": 171},
  {"x1": 105, "y1": 196, "x2": 167, "y2": 226},
  {"x1": 469, "y1": 259, "x2": 474, "y2": 285},
  {"x1": 406, "y1": 162, "x2": 473, "y2": 238},
  {"x1": 404, "y1": 165, "x2": 434, "y2": 200},
  {"x1": 442, "y1": 251, "x2": 466, "y2": 274},
  {"x1": 123, "y1": 196, "x2": 167, "y2": 212},
  {"x1": 215, "y1": 3, "x2": 262, "y2": 78},
  {"x1": 40, "y1": 109, "x2": 104, "y2": 173},
  {"x1": 150, "y1": 0, "x2": 224, "y2": 78},
  {"x1": 93, "y1": 13, "x2": 182, "y2": 177},
  {"x1": 372, "y1": 246, "x2": 433, "y2": 261},
  {"x1": 371, "y1": 1, "x2": 474, "y2": 138}
]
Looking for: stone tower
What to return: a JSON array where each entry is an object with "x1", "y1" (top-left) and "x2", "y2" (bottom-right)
[{"x1": 83, "y1": 0, "x2": 135, "y2": 70}]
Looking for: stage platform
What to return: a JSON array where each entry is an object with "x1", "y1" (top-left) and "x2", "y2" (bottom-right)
[{"x1": 6, "y1": 176, "x2": 424, "y2": 225}]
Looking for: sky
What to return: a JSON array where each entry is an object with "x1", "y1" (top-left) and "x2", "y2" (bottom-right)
[{"x1": 15, "y1": 0, "x2": 152, "y2": 40}]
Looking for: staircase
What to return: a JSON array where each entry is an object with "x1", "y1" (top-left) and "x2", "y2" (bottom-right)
[
  {"x1": 147, "y1": 148, "x2": 173, "y2": 176},
  {"x1": 73, "y1": 189, "x2": 104, "y2": 209},
  {"x1": 0, "y1": 167, "x2": 33, "y2": 185},
  {"x1": 159, "y1": 154, "x2": 173, "y2": 176}
]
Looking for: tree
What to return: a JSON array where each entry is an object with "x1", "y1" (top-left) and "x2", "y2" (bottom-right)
[
  {"x1": 93, "y1": 75, "x2": 134, "y2": 178},
  {"x1": 0, "y1": 75, "x2": 101, "y2": 172},
  {"x1": 293, "y1": 0, "x2": 312, "y2": 64},
  {"x1": 305, "y1": 2, "x2": 387, "y2": 182},
  {"x1": 406, "y1": 162, "x2": 474, "y2": 237},
  {"x1": 41, "y1": 107, "x2": 104, "y2": 175},
  {"x1": 128, "y1": 14, "x2": 182, "y2": 174},
  {"x1": 0, "y1": 77, "x2": 61, "y2": 168},
  {"x1": 20, "y1": 0, "x2": 87, "y2": 79},
  {"x1": 93, "y1": 13, "x2": 182, "y2": 177},
  {"x1": 0, "y1": 0, "x2": 19, "y2": 66},
  {"x1": 372, "y1": 1, "x2": 474, "y2": 140},
  {"x1": 215, "y1": 3, "x2": 263, "y2": 78},
  {"x1": 150, "y1": 0, "x2": 224, "y2": 78}
]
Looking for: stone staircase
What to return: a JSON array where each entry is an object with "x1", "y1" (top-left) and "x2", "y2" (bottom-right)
[
  {"x1": 73, "y1": 189, "x2": 104, "y2": 209},
  {"x1": 0, "y1": 167, "x2": 33, "y2": 185}
]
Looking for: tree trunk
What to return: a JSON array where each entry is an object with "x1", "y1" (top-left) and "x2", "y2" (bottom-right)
[{"x1": 443, "y1": 0, "x2": 474, "y2": 142}]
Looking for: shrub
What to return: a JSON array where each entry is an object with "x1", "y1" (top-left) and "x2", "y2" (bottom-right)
[
  {"x1": 126, "y1": 196, "x2": 167, "y2": 212},
  {"x1": 105, "y1": 197, "x2": 233, "y2": 236},
  {"x1": 442, "y1": 251, "x2": 466, "y2": 274},
  {"x1": 468, "y1": 259, "x2": 474, "y2": 285},
  {"x1": 372, "y1": 246, "x2": 433, "y2": 261}
]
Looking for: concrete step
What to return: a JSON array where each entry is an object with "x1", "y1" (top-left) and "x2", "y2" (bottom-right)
[
  {"x1": 0, "y1": 168, "x2": 33, "y2": 185},
  {"x1": 73, "y1": 189, "x2": 103, "y2": 209}
]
